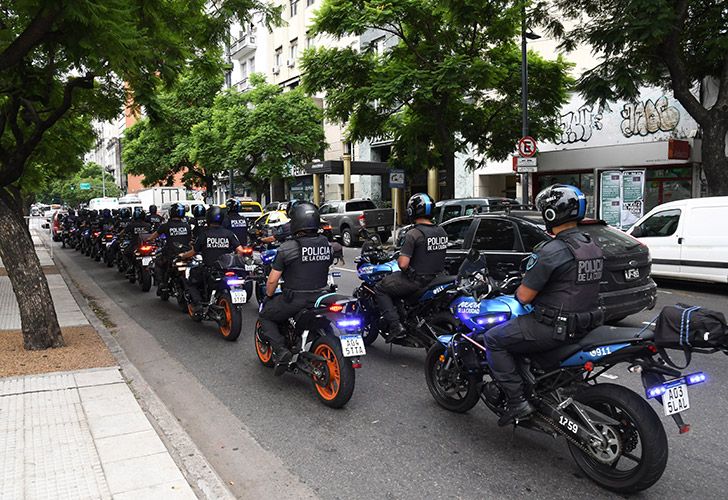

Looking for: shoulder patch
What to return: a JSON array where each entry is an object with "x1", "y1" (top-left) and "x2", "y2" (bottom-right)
[{"x1": 525, "y1": 253, "x2": 538, "y2": 270}]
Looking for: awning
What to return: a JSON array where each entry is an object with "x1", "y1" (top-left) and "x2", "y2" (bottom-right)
[{"x1": 302, "y1": 160, "x2": 390, "y2": 176}]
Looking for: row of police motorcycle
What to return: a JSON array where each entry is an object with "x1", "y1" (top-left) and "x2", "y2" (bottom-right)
[{"x1": 63, "y1": 210, "x2": 728, "y2": 493}]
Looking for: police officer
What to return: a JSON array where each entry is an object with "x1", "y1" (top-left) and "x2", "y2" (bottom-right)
[
  {"x1": 120, "y1": 208, "x2": 152, "y2": 273},
  {"x1": 485, "y1": 185, "x2": 605, "y2": 426},
  {"x1": 375, "y1": 193, "x2": 447, "y2": 341},
  {"x1": 115, "y1": 207, "x2": 131, "y2": 232},
  {"x1": 144, "y1": 203, "x2": 192, "y2": 296},
  {"x1": 223, "y1": 198, "x2": 249, "y2": 246},
  {"x1": 190, "y1": 204, "x2": 207, "y2": 243},
  {"x1": 259, "y1": 202, "x2": 333, "y2": 375},
  {"x1": 146, "y1": 205, "x2": 163, "y2": 229},
  {"x1": 178, "y1": 206, "x2": 246, "y2": 315}
]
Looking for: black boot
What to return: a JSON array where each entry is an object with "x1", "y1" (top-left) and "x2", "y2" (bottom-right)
[
  {"x1": 385, "y1": 321, "x2": 406, "y2": 343},
  {"x1": 498, "y1": 398, "x2": 535, "y2": 427},
  {"x1": 273, "y1": 348, "x2": 292, "y2": 376}
]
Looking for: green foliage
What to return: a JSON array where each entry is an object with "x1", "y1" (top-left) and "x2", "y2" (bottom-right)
[
  {"x1": 39, "y1": 162, "x2": 121, "y2": 206},
  {"x1": 302, "y1": 0, "x2": 573, "y2": 172}
]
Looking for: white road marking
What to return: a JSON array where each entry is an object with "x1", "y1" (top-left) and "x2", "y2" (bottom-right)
[
  {"x1": 333, "y1": 267, "x2": 357, "y2": 273},
  {"x1": 658, "y1": 290, "x2": 674, "y2": 294},
  {"x1": 599, "y1": 373, "x2": 619, "y2": 380}
]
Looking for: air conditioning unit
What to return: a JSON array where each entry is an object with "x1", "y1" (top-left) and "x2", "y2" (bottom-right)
[
  {"x1": 287, "y1": 59, "x2": 295, "y2": 68},
  {"x1": 272, "y1": 66, "x2": 280, "y2": 75}
]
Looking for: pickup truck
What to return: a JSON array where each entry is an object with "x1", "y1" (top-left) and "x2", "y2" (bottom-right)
[{"x1": 319, "y1": 199, "x2": 394, "y2": 246}]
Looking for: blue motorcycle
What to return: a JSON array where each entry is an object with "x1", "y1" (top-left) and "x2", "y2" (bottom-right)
[{"x1": 424, "y1": 263, "x2": 711, "y2": 492}]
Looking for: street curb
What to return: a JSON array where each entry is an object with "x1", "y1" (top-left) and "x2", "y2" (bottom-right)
[{"x1": 52, "y1": 247, "x2": 236, "y2": 500}]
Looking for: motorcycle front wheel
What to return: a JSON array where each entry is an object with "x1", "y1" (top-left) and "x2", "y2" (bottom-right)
[
  {"x1": 567, "y1": 383, "x2": 668, "y2": 493},
  {"x1": 424, "y1": 342, "x2": 480, "y2": 413},
  {"x1": 310, "y1": 335, "x2": 355, "y2": 408}
]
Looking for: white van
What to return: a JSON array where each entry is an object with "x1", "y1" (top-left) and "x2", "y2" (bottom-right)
[
  {"x1": 627, "y1": 197, "x2": 728, "y2": 283},
  {"x1": 88, "y1": 197, "x2": 119, "y2": 212}
]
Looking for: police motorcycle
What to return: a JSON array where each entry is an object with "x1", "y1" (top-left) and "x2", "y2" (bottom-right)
[
  {"x1": 128, "y1": 233, "x2": 160, "y2": 292},
  {"x1": 424, "y1": 263, "x2": 724, "y2": 493},
  {"x1": 183, "y1": 250, "x2": 256, "y2": 341},
  {"x1": 254, "y1": 291, "x2": 365, "y2": 408},
  {"x1": 353, "y1": 230, "x2": 459, "y2": 347},
  {"x1": 160, "y1": 242, "x2": 192, "y2": 310}
]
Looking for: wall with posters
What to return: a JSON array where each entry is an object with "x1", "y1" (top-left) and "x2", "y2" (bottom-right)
[{"x1": 599, "y1": 170, "x2": 646, "y2": 229}]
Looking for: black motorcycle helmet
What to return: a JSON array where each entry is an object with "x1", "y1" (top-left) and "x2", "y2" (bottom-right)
[
  {"x1": 119, "y1": 207, "x2": 131, "y2": 219},
  {"x1": 535, "y1": 184, "x2": 587, "y2": 233},
  {"x1": 406, "y1": 193, "x2": 435, "y2": 222},
  {"x1": 206, "y1": 205, "x2": 224, "y2": 225},
  {"x1": 226, "y1": 198, "x2": 239, "y2": 213},
  {"x1": 191, "y1": 204, "x2": 206, "y2": 218},
  {"x1": 289, "y1": 201, "x2": 320, "y2": 234},
  {"x1": 132, "y1": 207, "x2": 145, "y2": 220},
  {"x1": 101, "y1": 208, "x2": 111, "y2": 219},
  {"x1": 149, "y1": 204, "x2": 158, "y2": 215},
  {"x1": 170, "y1": 203, "x2": 186, "y2": 219}
]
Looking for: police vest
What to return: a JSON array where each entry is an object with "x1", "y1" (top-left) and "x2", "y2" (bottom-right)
[
  {"x1": 409, "y1": 224, "x2": 448, "y2": 276},
  {"x1": 281, "y1": 235, "x2": 332, "y2": 291},
  {"x1": 536, "y1": 230, "x2": 604, "y2": 313},
  {"x1": 164, "y1": 220, "x2": 191, "y2": 249},
  {"x1": 225, "y1": 214, "x2": 248, "y2": 244}
]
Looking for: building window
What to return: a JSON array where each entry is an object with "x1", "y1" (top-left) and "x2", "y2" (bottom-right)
[
  {"x1": 371, "y1": 36, "x2": 385, "y2": 55},
  {"x1": 289, "y1": 39, "x2": 298, "y2": 63},
  {"x1": 248, "y1": 56, "x2": 255, "y2": 74},
  {"x1": 307, "y1": 0, "x2": 315, "y2": 6},
  {"x1": 305, "y1": 32, "x2": 314, "y2": 49},
  {"x1": 290, "y1": 0, "x2": 298, "y2": 16},
  {"x1": 274, "y1": 47, "x2": 282, "y2": 68}
]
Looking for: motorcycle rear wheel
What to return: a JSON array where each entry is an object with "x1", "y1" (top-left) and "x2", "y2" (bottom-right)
[
  {"x1": 254, "y1": 321, "x2": 275, "y2": 367},
  {"x1": 567, "y1": 383, "x2": 668, "y2": 493},
  {"x1": 424, "y1": 342, "x2": 480, "y2": 413},
  {"x1": 138, "y1": 267, "x2": 152, "y2": 292},
  {"x1": 216, "y1": 292, "x2": 241, "y2": 341},
  {"x1": 311, "y1": 335, "x2": 355, "y2": 408}
]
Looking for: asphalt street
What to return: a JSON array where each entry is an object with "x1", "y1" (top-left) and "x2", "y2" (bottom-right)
[{"x1": 55, "y1": 243, "x2": 728, "y2": 499}]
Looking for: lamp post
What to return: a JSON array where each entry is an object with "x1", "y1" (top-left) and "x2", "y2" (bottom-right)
[
  {"x1": 342, "y1": 141, "x2": 352, "y2": 200},
  {"x1": 520, "y1": 5, "x2": 540, "y2": 205},
  {"x1": 102, "y1": 164, "x2": 108, "y2": 197}
]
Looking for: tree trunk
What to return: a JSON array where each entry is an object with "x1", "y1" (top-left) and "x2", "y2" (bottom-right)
[
  {"x1": 204, "y1": 176, "x2": 215, "y2": 203},
  {"x1": 0, "y1": 189, "x2": 64, "y2": 350},
  {"x1": 701, "y1": 120, "x2": 728, "y2": 196}
]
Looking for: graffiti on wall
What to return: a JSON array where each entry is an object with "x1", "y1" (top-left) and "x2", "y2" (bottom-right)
[
  {"x1": 556, "y1": 104, "x2": 604, "y2": 145},
  {"x1": 620, "y1": 96, "x2": 680, "y2": 138}
]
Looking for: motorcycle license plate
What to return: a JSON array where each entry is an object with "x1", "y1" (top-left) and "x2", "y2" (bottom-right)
[
  {"x1": 663, "y1": 383, "x2": 690, "y2": 416},
  {"x1": 230, "y1": 290, "x2": 248, "y2": 304},
  {"x1": 340, "y1": 334, "x2": 366, "y2": 357},
  {"x1": 245, "y1": 264, "x2": 256, "y2": 271},
  {"x1": 141, "y1": 257, "x2": 152, "y2": 266},
  {"x1": 377, "y1": 226, "x2": 385, "y2": 232}
]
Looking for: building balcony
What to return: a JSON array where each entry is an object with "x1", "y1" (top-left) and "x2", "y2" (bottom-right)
[
  {"x1": 234, "y1": 78, "x2": 250, "y2": 92},
  {"x1": 230, "y1": 33, "x2": 257, "y2": 59}
]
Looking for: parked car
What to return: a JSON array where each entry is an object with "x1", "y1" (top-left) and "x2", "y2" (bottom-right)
[
  {"x1": 263, "y1": 201, "x2": 288, "y2": 213},
  {"x1": 627, "y1": 196, "x2": 728, "y2": 283},
  {"x1": 319, "y1": 198, "x2": 394, "y2": 246},
  {"x1": 400, "y1": 213, "x2": 656, "y2": 323},
  {"x1": 433, "y1": 197, "x2": 523, "y2": 224},
  {"x1": 250, "y1": 210, "x2": 290, "y2": 240}
]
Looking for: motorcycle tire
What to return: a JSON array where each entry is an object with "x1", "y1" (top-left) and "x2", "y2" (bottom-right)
[
  {"x1": 159, "y1": 288, "x2": 169, "y2": 301},
  {"x1": 138, "y1": 268, "x2": 152, "y2": 292},
  {"x1": 187, "y1": 303, "x2": 202, "y2": 322},
  {"x1": 106, "y1": 253, "x2": 114, "y2": 267},
  {"x1": 254, "y1": 320, "x2": 275, "y2": 367},
  {"x1": 424, "y1": 342, "x2": 480, "y2": 413},
  {"x1": 176, "y1": 286, "x2": 188, "y2": 312},
  {"x1": 567, "y1": 383, "x2": 668, "y2": 493},
  {"x1": 216, "y1": 291, "x2": 242, "y2": 341},
  {"x1": 310, "y1": 334, "x2": 356, "y2": 408}
]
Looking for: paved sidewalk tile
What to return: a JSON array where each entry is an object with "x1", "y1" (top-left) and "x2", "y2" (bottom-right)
[{"x1": 0, "y1": 367, "x2": 195, "y2": 499}]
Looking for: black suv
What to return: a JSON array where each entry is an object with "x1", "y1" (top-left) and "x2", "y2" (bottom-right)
[{"x1": 402, "y1": 214, "x2": 657, "y2": 323}]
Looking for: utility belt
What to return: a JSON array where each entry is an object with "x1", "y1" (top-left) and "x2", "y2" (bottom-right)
[
  {"x1": 533, "y1": 305, "x2": 605, "y2": 342},
  {"x1": 404, "y1": 267, "x2": 440, "y2": 284},
  {"x1": 281, "y1": 287, "x2": 328, "y2": 302}
]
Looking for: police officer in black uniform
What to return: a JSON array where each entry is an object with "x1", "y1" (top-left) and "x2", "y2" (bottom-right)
[
  {"x1": 223, "y1": 198, "x2": 249, "y2": 246},
  {"x1": 120, "y1": 208, "x2": 152, "y2": 274},
  {"x1": 259, "y1": 202, "x2": 333, "y2": 375},
  {"x1": 485, "y1": 184, "x2": 605, "y2": 426},
  {"x1": 146, "y1": 205, "x2": 163, "y2": 230},
  {"x1": 190, "y1": 204, "x2": 207, "y2": 243},
  {"x1": 144, "y1": 203, "x2": 192, "y2": 295},
  {"x1": 179, "y1": 206, "x2": 247, "y2": 315},
  {"x1": 374, "y1": 193, "x2": 448, "y2": 341}
]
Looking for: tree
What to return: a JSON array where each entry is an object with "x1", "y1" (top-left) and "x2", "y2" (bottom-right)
[
  {"x1": 302, "y1": 0, "x2": 573, "y2": 196},
  {"x1": 122, "y1": 70, "x2": 225, "y2": 200},
  {"x1": 541, "y1": 0, "x2": 728, "y2": 195},
  {"x1": 190, "y1": 74, "x2": 328, "y2": 199},
  {"x1": 39, "y1": 162, "x2": 122, "y2": 207},
  {"x1": 1, "y1": 0, "x2": 273, "y2": 350}
]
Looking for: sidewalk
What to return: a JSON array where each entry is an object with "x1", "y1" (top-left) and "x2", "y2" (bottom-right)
[{"x1": 0, "y1": 228, "x2": 199, "y2": 499}]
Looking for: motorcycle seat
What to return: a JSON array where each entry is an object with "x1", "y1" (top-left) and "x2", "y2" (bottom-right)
[
  {"x1": 529, "y1": 325, "x2": 654, "y2": 369},
  {"x1": 406, "y1": 275, "x2": 457, "y2": 304}
]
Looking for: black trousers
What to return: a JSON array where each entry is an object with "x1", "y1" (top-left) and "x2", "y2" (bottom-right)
[
  {"x1": 155, "y1": 252, "x2": 172, "y2": 287},
  {"x1": 185, "y1": 266, "x2": 209, "y2": 306},
  {"x1": 259, "y1": 292, "x2": 319, "y2": 349},
  {"x1": 374, "y1": 271, "x2": 425, "y2": 325},
  {"x1": 484, "y1": 315, "x2": 563, "y2": 401}
]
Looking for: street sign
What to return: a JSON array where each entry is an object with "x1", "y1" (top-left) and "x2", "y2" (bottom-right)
[
  {"x1": 79, "y1": 182, "x2": 91, "y2": 190},
  {"x1": 389, "y1": 169, "x2": 406, "y2": 189},
  {"x1": 516, "y1": 156, "x2": 538, "y2": 173},
  {"x1": 518, "y1": 136, "x2": 537, "y2": 158}
]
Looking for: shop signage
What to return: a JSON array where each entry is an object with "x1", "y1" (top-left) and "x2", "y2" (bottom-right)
[
  {"x1": 599, "y1": 170, "x2": 645, "y2": 229},
  {"x1": 389, "y1": 169, "x2": 406, "y2": 189},
  {"x1": 518, "y1": 136, "x2": 537, "y2": 158},
  {"x1": 79, "y1": 183, "x2": 91, "y2": 190},
  {"x1": 668, "y1": 139, "x2": 691, "y2": 160}
]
